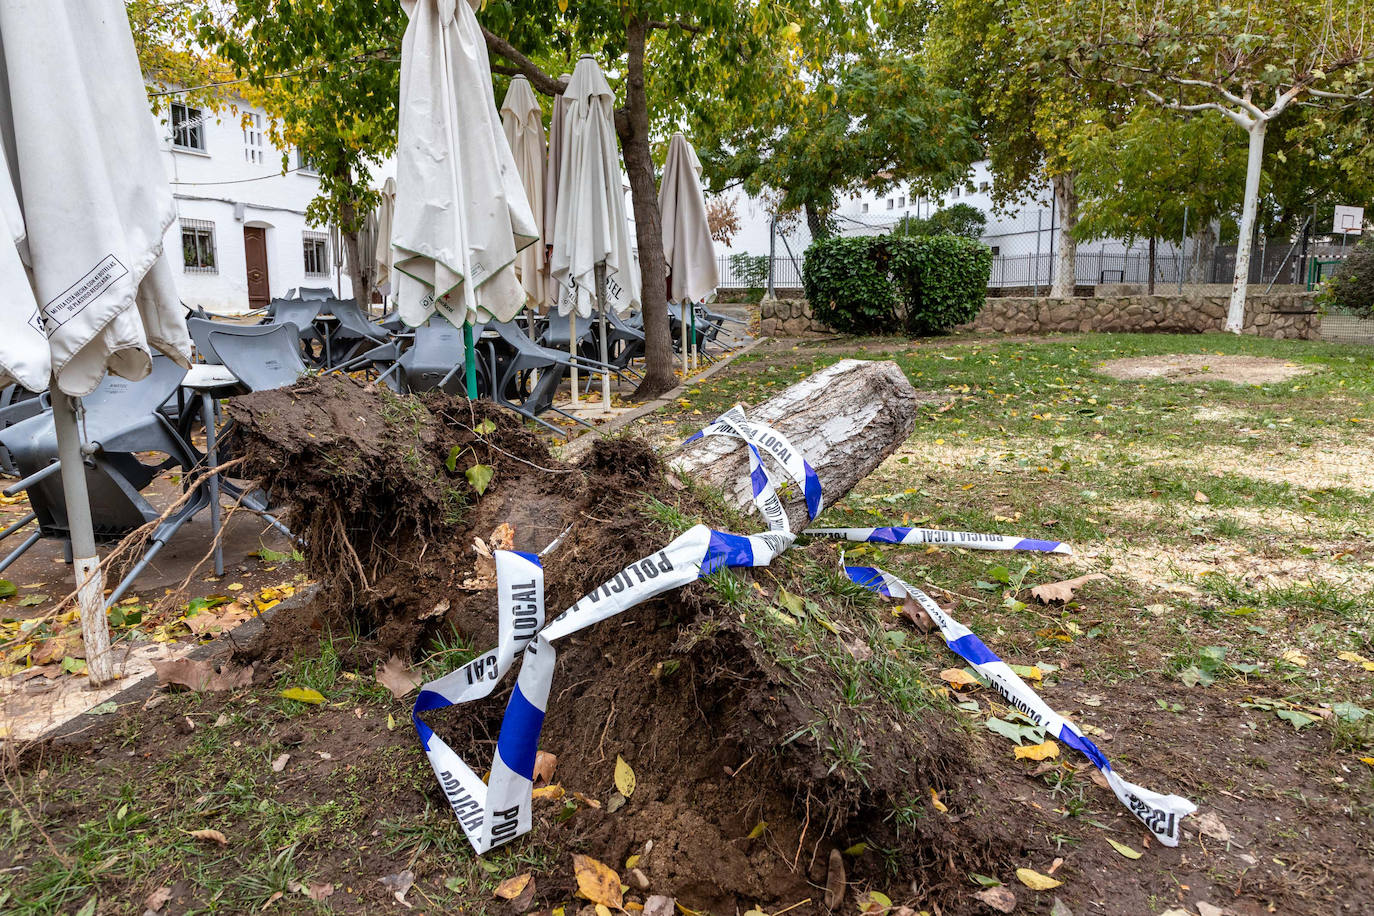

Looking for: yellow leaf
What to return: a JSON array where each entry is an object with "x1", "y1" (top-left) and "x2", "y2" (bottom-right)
[
  {"x1": 1107, "y1": 837, "x2": 1142, "y2": 859},
  {"x1": 386, "y1": 713, "x2": 396, "y2": 731},
  {"x1": 573, "y1": 854, "x2": 622, "y2": 907},
  {"x1": 1337, "y1": 650, "x2": 1374, "y2": 672},
  {"x1": 929, "y1": 787, "x2": 948, "y2": 813},
  {"x1": 625, "y1": 854, "x2": 641, "y2": 868},
  {"x1": 494, "y1": 874, "x2": 531, "y2": 899},
  {"x1": 227, "y1": 582, "x2": 244, "y2": 591},
  {"x1": 1014, "y1": 740, "x2": 1060, "y2": 761},
  {"x1": 614, "y1": 754, "x2": 636, "y2": 798},
  {"x1": 596, "y1": 906, "x2": 612, "y2": 916},
  {"x1": 939, "y1": 668, "x2": 980, "y2": 689},
  {"x1": 1359, "y1": 757, "x2": 1374, "y2": 767},
  {"x1": 279, "y1": 687, "x2": 325, "y2": 704},
  {"x1": 532, "y1": 784, "x2": 565, "y2": 801},
  {"x1": 746, "y1": 821, "x2": 767, "y2": 839},
  {"x1": 1016, "y1": 868, "x2": 1062, "y2": 891},
  {"x1": 1280, "y1": 649, "x2": 1309, "y2": 668}
]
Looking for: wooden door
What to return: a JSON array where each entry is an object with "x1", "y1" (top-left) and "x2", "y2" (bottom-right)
[{"x1": 243, "y1": 227, "x2": 270, "y2": 310}]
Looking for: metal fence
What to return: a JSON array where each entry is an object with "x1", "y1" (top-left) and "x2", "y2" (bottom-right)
[{"x1": 716, "y1": 255, "x2": 804, "y2": 290}]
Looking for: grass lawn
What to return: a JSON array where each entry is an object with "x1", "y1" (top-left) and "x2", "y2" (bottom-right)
[{"x1": 2, "y1": 331, "x2": 1371, "y2": 916}]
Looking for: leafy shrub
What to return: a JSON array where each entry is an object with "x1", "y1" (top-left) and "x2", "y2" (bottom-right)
[
  {"x1": 728, "y1": 253, "x2": 769, "y2": 302},
  {"x1": 803, "y1": 234, "x2": 991, "y2": 335},
  {"x1": 1321, "y1": 238, "x2": 1374, "y2": 318},
  {"x1": 893, "y1": 202, "x2": 987, "y2": 240},
  {"x1": 802, "y1": 236, "x2": 897, "y2": 334}
]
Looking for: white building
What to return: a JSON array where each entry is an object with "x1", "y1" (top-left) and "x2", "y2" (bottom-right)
[{"x1": 154, "y1": 96, "x2": 390, "y2": 315}]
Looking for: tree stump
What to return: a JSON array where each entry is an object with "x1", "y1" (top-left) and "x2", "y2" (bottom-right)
[{"x1": 668, "y1": 358, "x2": 919, "y2": 531}]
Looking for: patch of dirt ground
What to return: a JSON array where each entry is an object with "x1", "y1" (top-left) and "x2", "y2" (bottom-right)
[{"x1": 1096, "y1": 354, "x2": 1316, "y2": 385}]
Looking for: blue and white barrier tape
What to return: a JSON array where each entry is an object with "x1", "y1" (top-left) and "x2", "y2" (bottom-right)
[{"x1": 412, "y1": 405, "x2": 1193, "y2": 853}]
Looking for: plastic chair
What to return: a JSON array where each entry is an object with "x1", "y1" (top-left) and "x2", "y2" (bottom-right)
[
  {"x1": 320, "y1": 297, "x2": 388, "y2": 368},
  {"x1": 483, "y1": 322, "x2": 618, "y2": 434},
  {"x1": 207, "y1": 322, "x2": 310, "y2": 393},
  {"x1": 378, "y1": 315, "x2": 483, "y2": 395},
  {"x1": 263, "y1": 298, "x2": 330, "y2": 366}
]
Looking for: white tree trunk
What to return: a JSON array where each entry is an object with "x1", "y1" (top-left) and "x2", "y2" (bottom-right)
[
  {"x1": 1051, "y1": 172, "x2": 1078, "y2": 298},
  {"x1": 1227, "y1": 119, "x2": 1268, "y2": 332},
  {"x1": 669, "y1": 359, "x2": 919, "y2": 532}
]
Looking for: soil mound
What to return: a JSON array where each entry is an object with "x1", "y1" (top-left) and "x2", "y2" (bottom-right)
[{"x1": 224, "y1": 376, "x2": 1021, "y2": 912}]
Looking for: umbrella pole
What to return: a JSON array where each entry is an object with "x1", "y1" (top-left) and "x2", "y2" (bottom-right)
[
  {"x1": 463, "y1": 321, "x2": 479, "y2": 399},
  {"x1": 690, "y1": 302, "x2": 698, "y2": 371},
  {"x1": 569, "y1": 313, "x2": 579, "y2": 407},
  {"x1": 596, "y1": 262, "x2": 611, "y2": 411},
  {"x1": 680, "y1": 301, "x2": 689, "y2": 376},
  {"x1": 51, "y1": 385, "x2": 113, "y2": 685}
]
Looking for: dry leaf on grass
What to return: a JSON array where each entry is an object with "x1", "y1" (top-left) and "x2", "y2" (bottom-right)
[
  {"x1": 1016, "y1": 867, "x2": 1062, "y2": 891},
  {"x1": 494, "y1": 873, "x2": 532, "y2": 900},
  {"x1": 187, "y1": 828, "x2": 227, "y2": 845},
  {"x1": 379, "y1": 870, "x2": 414, "y2": 908},
  {"x1": 1193, "y1": 811, "x2": 1231, "y2": 843},
  {"x1": 843, "y1": 637, "x2": 873, "y2": 662},
  {"x1": 824, "y1": 848, "x2": 846, "y2": 910},
  {"x1": 153, "y1": 658, "x2": 253, "y2": 692},
  {"x1": 376, "y1": 655, "x2": 421, "y2": 699},
  {"x1": 533, "y1": 750, "x2": 557, "y2": 785},
  {"x1": 572, "y1": 854, "x2": 622, "y2": 908},
  {"x1": 939, "y1": 668, "x2": 980, "y2": 689},
  {"x1": 973, "y1": 886, "x2": 1016, "y2": 913},
  {"x1": 1030, "y1": 573, "x2": 1107, "y2": 604},
  {"x1": 901, "y1": 597, "x2": 934, "y2": 632},
  {"x1": 145, "y1": 886, "x2": 172, "y2": 913}
]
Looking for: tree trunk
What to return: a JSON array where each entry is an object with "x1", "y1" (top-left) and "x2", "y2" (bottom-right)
[
  {"x1": 338, "y1": 195, "x2": 368, "y2": 305},
  {"x1": 1227, "y1": 119, "x2": 1267, "y2": 332},
  {"x1": 1189, "y1": 221, "x2": 1219, "y2": 284},
  {"x1": 805, "y1": 202, "x2": 829, "y2": 240},
  {"x1": 668, "y1": 359, "x2": 919, "y2": 532},
  {"x1": 1147, "y1": 236, "x2": 1157, "y2": 295},
  {"x1": 618, "y1": 17, "x2": 675, "y2": 400},
  {"x1": 1050, "y1": 171, "x2": 1077, "y2": 298}
]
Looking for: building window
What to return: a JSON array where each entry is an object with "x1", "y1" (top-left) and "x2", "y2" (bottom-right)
[
  {"x1": 243, "y1": 112, "x2": 264, "y2": 164},
  {"x1": 897, "y1": 196, "x2": 906, "y2": 208},
  {"x1": 951, "y1": 186, "x2": 961, "y2": 198},
  {"x1": 886, "y1": 198, "x2": 894, "y2": 210},
  {"x1": 990, "y1": 246, "x2": 1000, "y2": 256},
  {"x1": 861, "y1": 203, "x2": 869, "y2": 214},
  {"x1": 302, "y1": 232, "x2": 330, "y2": 277},
  {"x1": 979, "y1": 181, "x2": 990, "y2": 192},
  {"x1": 181, "y1": 219, "x2": 217, "y2": 273},
  {"x1": 171, "y1": 102, "x2": 206, "y2": 152},
  {"x1": 295, "y1": 149, "x2": 321, "y2": 175}
]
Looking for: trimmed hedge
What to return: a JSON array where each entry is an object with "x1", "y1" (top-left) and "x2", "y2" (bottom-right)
[{"x1": 802, "y1": 234, "x2": 992, "y2": 335}]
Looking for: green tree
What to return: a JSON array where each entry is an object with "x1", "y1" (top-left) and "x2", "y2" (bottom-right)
[
  {"x1": 479, "y1": 1, "x2": 854, "y2": 398},
  {"x1": 1068, "y1": 109, "x2": 1246, "y2": 292},
  {"x1": 696, "y1": 55, "x2": 979, "y2": 240},
  {"x1": 895, "y1": 202, "x2": 987, "y2": 239},
  {"x1": 127, "y1": 0, "x2": 234, "y2": 113},
  {"x1": 1039, "y1": 0, "x2": 1374, "y2": 329},
  {"x1": 199, "y1": 1, "x2": 405, "y2": 301}
]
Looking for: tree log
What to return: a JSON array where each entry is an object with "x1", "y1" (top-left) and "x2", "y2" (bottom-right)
[{"x1": 668, "y1": 359, "x2": 919, "y2": 531}]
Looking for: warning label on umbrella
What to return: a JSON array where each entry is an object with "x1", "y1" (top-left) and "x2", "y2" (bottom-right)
[{"x1": 43, "y1": 254, "x2": 128, "y2": 329}]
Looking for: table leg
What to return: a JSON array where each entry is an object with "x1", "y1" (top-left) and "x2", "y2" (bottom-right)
[{"x1": 202, "y1": 392, "x2": 223, "y2": 577}]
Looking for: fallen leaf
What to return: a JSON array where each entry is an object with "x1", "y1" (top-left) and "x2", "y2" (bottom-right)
[
  {"x1": 153, "y1": 658, "x2": 253, "y2": 692},
  {"x1": 533, "y1": 750, "x2": 558, "y2": 785},
  {"x1": 85, "y1": 701, "x2": 118, "y2": 716},
  {"x1": 1193, "y1": 811, "x2": 1231, "y2": 843},
  {"x1": 614, "y1": 754, "x2": 636, "y2": 797},
  {"x1": 32, "y1": 632, "x2": 82, "y2": 666},
  {"x1": 973, "y1": 886, "x2": 1016, "y2": 913},
  {"x1": 306, "y1": 883, "x2": 334, "y2": 902},
  {"x1": 572, "y1": 854, "x2": 622, "y2": 908},
  {"x1": 466, "y1": 463, "x2": 495, "y2": 495},
  {"x1": 824, "y1": 848, "x2": 846, "y2": 910},
  {"x1": 901, "y1": 597, "x2": 933, "y2": 632},
  {"x1": 844, "y1": 637, "x2": 874, "y2": 661},
  {"x1": 929, "y1": 787, "x2": 948, "y2": 813},
  {"x1": 1016, "y1": 868, "x2": 1062, "y2": 891},
  {"x1": 1106, "y1": 837, "x2": 1142, "y2": 859},
  {"x1": 279, "y1": 687, "x2": 325, "y2": 705},
  {"x1": 1030, "y1": 573, "x2": 1107, "y2": 604},
  {"x1": 1279, "y1": 649, "x2": 1308, "y2": 668},
  {"x1": 376, "y1": 656, "x2": 421, "y2": 699},
  {"x1": 188, "y1": 828, "x2": 227, "y2": 845},
  {"x1": 379, "y1": 870, "x2": 414, "y2": 909},
  {"x1": 262, "y1": 891, "x2": 282, "y2": 909},
  {"x1": 531, "y1": 784, "x2": 565, "y2": 801},
  {"x1": 858, "y1": 891, "x2": 893, "y2": 914},
  {"x1": 1337, "y1": 650, "x2": 1374, "y2": 672},
  {"x1": 1014, "y1": 740, "x2": 1060, "y2": 761},
  {"x1": 145, "y1": 886, "x2": 173, "y2": 913},
  {"x1": 1194, "y1": 491, "x2": 1209, "y2": 503},
  {"x1": 571, "y1": 791, "x2": 601, "y2": 809},
  {"x1": 272, "y1": 753, "x2": 290, "y2": 773},
  {"x1": 939, "y1": 668, "x2": 980, "y2": 689},
  {"x1": 495, "y1": 874, "x2": 532, "y2": 900}
]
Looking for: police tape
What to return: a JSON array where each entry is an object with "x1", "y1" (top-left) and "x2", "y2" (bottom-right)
[
  {"x1": 411, "y1": 405, "x2": 1194, "y2": 853},
  {"x1": 839, "y1": 563, "x2": 1195, "y2": 845}
]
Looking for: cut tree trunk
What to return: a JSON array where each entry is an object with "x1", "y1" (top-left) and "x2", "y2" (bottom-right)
[{"x1": 668, "y1": 359, "x2": 919, "y2": 532}]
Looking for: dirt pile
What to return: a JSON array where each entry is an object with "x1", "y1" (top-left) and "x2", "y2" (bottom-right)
[{"x1": 224, "y1": 376, "x2": 1022, "y2": 912}]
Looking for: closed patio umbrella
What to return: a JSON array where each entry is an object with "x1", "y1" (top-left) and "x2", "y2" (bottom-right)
[
  {"x1": 392, "y1": 0, "x2": 538, "y2": 397},
  {"x1": 500, "y1": 76, "x2": 548, "y2": 312},
  {"x1": 374, "y1": 176, "x2": 397, "y2": 299},
  {"x1": 659, "y1": 132, "x2": 718, "y2": 373},
  {"x1": 548, "y1": 56, "x2": 641, "y2": 411},
  {"x1": 0, "y1": 0, "x2": 193, "y2": 684}
]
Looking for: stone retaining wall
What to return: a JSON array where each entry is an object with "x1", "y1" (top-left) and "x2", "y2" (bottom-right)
[{"x1": 759, "y1": 292, "x2": 1322, "y2": 339}]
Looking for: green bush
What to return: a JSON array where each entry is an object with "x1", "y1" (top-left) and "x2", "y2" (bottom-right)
[
  {"x1": 802, "y1": 236, "x2": 897, "y2": 334},
  {"x1": 802, "y1": 234, "x2": 991, "y2": 336},
  {"x1": 729, "y1": 253, "x2": 769, "y2": 302},
  {"x1": 1321, "y1": 238, "x2": 1374, "y2": 318}
]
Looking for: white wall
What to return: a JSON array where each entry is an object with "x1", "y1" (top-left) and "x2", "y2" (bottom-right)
[{"x1": 151, "y1": 97, "x2": 394, "y2": 315}]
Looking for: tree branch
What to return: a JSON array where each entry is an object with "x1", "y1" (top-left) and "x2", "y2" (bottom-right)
[
  {"x1": 647, "y1": 19, "x2": 702, "y2": 34},
  {"x1": 1143, "y1": 88, "x2": 1253, "y2": 129},
  {"x1": 479, "y1": 25, "x2": 567, "y2": 96}
]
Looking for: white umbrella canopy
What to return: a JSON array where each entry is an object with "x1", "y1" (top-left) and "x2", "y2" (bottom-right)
[
  {"x1": 500, "y1": 76, "x2": 548, "y2": 310},
  {"x1": 0, "y1": 0, "x2": 192, "y2": 397},
  {"x1": 659, "y1": 132, "x2": 718, "y2": 304},
  {"x1": 374, "y1": 176, "x2": 397, "y2": 295},
  {"x1": 542, "y1": 81, "x2": 570, "y2": 270},
  {"x1": 392, "y1": 0, "x2": 538, "y2": 330},
  {"x1": 0, "y1": 151, "x2": 49, "y2": 392},
  {"x1": 548, "y1": 56, "x2": 641, "y2": 320},
  {"x1": 0, "y1": 0, "x2": 193, "y2": 685}
]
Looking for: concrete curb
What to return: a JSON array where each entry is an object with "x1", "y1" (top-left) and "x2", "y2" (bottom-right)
[{"x1": 558, "y1": 336, "x2": 770, "y2": 460}]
